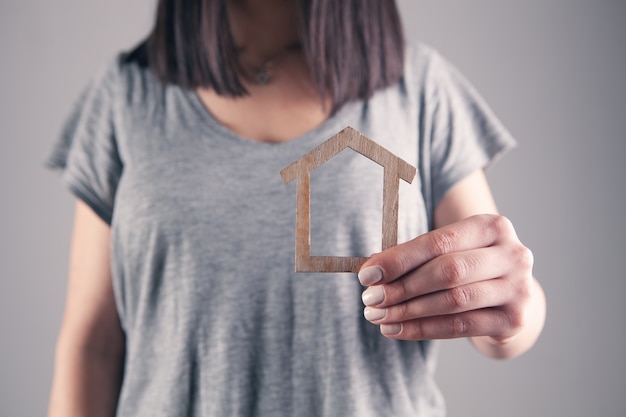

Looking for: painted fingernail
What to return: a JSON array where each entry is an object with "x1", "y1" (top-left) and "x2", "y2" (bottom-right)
[
  {"x1": 361, "y1": 286, "x2": 385, "y2": 306},
  {"x1": 358, "y1": 266, "x2": 383, "y2": 286},
  {"x1": 381, "y1": 323, "x2": 402, "y2": 336},
  {"x1": 364, "y1": 307, "x2": 386, "y2": 321}
]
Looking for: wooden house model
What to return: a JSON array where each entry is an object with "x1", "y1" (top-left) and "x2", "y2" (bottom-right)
[{"x1": 280, "y1": 126, "x2": 417, "y2": 272}]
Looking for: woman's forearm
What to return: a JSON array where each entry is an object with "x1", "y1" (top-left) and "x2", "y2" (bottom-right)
[
  {"x1": 48, "y1": 335, "x2": 125, "y2": 417},
  {"x1": 49, "y1": 201, "x2": 125, "y2": 417}
]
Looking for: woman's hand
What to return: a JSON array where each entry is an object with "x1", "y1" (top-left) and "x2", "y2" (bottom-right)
[{"x1": 359, "y1": 213, "x2": 544, "y2": 358}]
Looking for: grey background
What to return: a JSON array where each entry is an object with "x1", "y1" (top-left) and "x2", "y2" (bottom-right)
[{"x1": 1, "y1": 0, "x2": 624, "y2": 416}]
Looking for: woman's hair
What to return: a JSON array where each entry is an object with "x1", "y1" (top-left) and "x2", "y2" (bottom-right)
[{"x1": 128, "y1": 0, "x2": 405, "y2": 113}]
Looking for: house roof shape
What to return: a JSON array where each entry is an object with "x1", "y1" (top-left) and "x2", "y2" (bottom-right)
[
  {"x1": 281, "y1": 126, "x2": 417, "y2": 273},
  {"x1": 280, "y1": 127, "x2": 416, "y2": 185}
]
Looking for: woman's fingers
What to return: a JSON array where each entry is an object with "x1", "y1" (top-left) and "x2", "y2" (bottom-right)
[
  {"x1": 364, "y1": 278, "x2": 508, "y2": 324},
  {"x1": 358, "y1": 214, "x2": 517, "y2": 286},
  {"x1": 377, "y1": 308, "x2": 524, "y2": 341},
  {"x1": 361, "y1": 246, "x2": 513, "y2": 308}
]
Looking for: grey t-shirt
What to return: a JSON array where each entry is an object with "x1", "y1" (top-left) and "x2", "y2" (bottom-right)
[{"x1": 49, "y1": 42, "x2": 515, "y2": 417}]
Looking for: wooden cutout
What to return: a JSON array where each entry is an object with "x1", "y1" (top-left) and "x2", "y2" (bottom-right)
[{"x1": 281, "y1": 126, "x2": 417, "y2": 273}]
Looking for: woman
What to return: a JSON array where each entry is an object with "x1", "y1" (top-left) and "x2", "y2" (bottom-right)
[{"x1": 48, "y1": 0, "x2": 546, "y2": 416}]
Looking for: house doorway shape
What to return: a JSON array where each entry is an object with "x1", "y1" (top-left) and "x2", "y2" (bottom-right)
[{"x1": 280, "y1": 126, "x2": 417, "y2": 272}]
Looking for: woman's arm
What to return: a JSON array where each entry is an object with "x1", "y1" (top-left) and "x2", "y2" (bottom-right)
[
  {"x1": 48, "y1": 201, "x2": 125, "y2": 417},
  {"x1": 359, "y1": 169, "x2": 546, "y2": 359}
]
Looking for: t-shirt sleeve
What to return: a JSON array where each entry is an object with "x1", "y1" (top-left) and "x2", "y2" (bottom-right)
[
  {"x1": 425, "y1": 49, "x2": 517, "y2": 209},
  {"x1": 47, "y1": 60, "x2": 123, "y2": 225}
]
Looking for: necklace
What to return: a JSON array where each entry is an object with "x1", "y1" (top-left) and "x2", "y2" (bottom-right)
[{"x1": 241, "y1": 42, "x2": 302, "y2": 85}]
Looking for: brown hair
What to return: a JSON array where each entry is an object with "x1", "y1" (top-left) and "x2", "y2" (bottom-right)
[{"x1": 128, "y1": 0, "x2": 405, "y2": 113}]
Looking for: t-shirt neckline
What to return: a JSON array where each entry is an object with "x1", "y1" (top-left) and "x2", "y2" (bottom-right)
[{"x1": 183, "y1": 88, "x2": 360, "y2": 150}]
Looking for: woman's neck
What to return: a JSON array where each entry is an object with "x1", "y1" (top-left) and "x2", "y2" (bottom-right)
[
  {"x1": 195, "y1": 0, "x2": 331, "y2": 144},
  {"x1": 227, "y1": 0, "x2": 300, "y2": 61}
]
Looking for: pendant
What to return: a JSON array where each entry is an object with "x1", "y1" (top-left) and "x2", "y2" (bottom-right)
[{"x1": 255, "y1": 69, "x2": 271, "y2": 85}]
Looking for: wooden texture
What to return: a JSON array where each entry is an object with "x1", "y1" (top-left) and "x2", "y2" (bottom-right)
[{"x1": 281, "y1": 126, "x2": 417, "y2": 272}]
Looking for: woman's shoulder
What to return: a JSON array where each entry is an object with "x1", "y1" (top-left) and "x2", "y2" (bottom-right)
[
  {"x1": 403, "y1": 40, "x2": 449, "y2": 83},
  {"x1": 401, "y1": 39, "x2": 474, "y2": 101},
  {"x1": 85, "y1": 43, "x2": 161, "y2": 105}
]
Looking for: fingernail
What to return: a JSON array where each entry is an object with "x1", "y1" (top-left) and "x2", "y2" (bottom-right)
[
  {"x1": 364, "y1": 307, "x2": 386, "y2": 321},
  {"x1": 358, "y1": 266, "x2": 383, "y2": 286},
  {"x1": 361, "y1": 286, "x2": 385, "y2": 306},
  {"x1": 381, "y1": 323, "x2": 402, "y2": 336}
]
